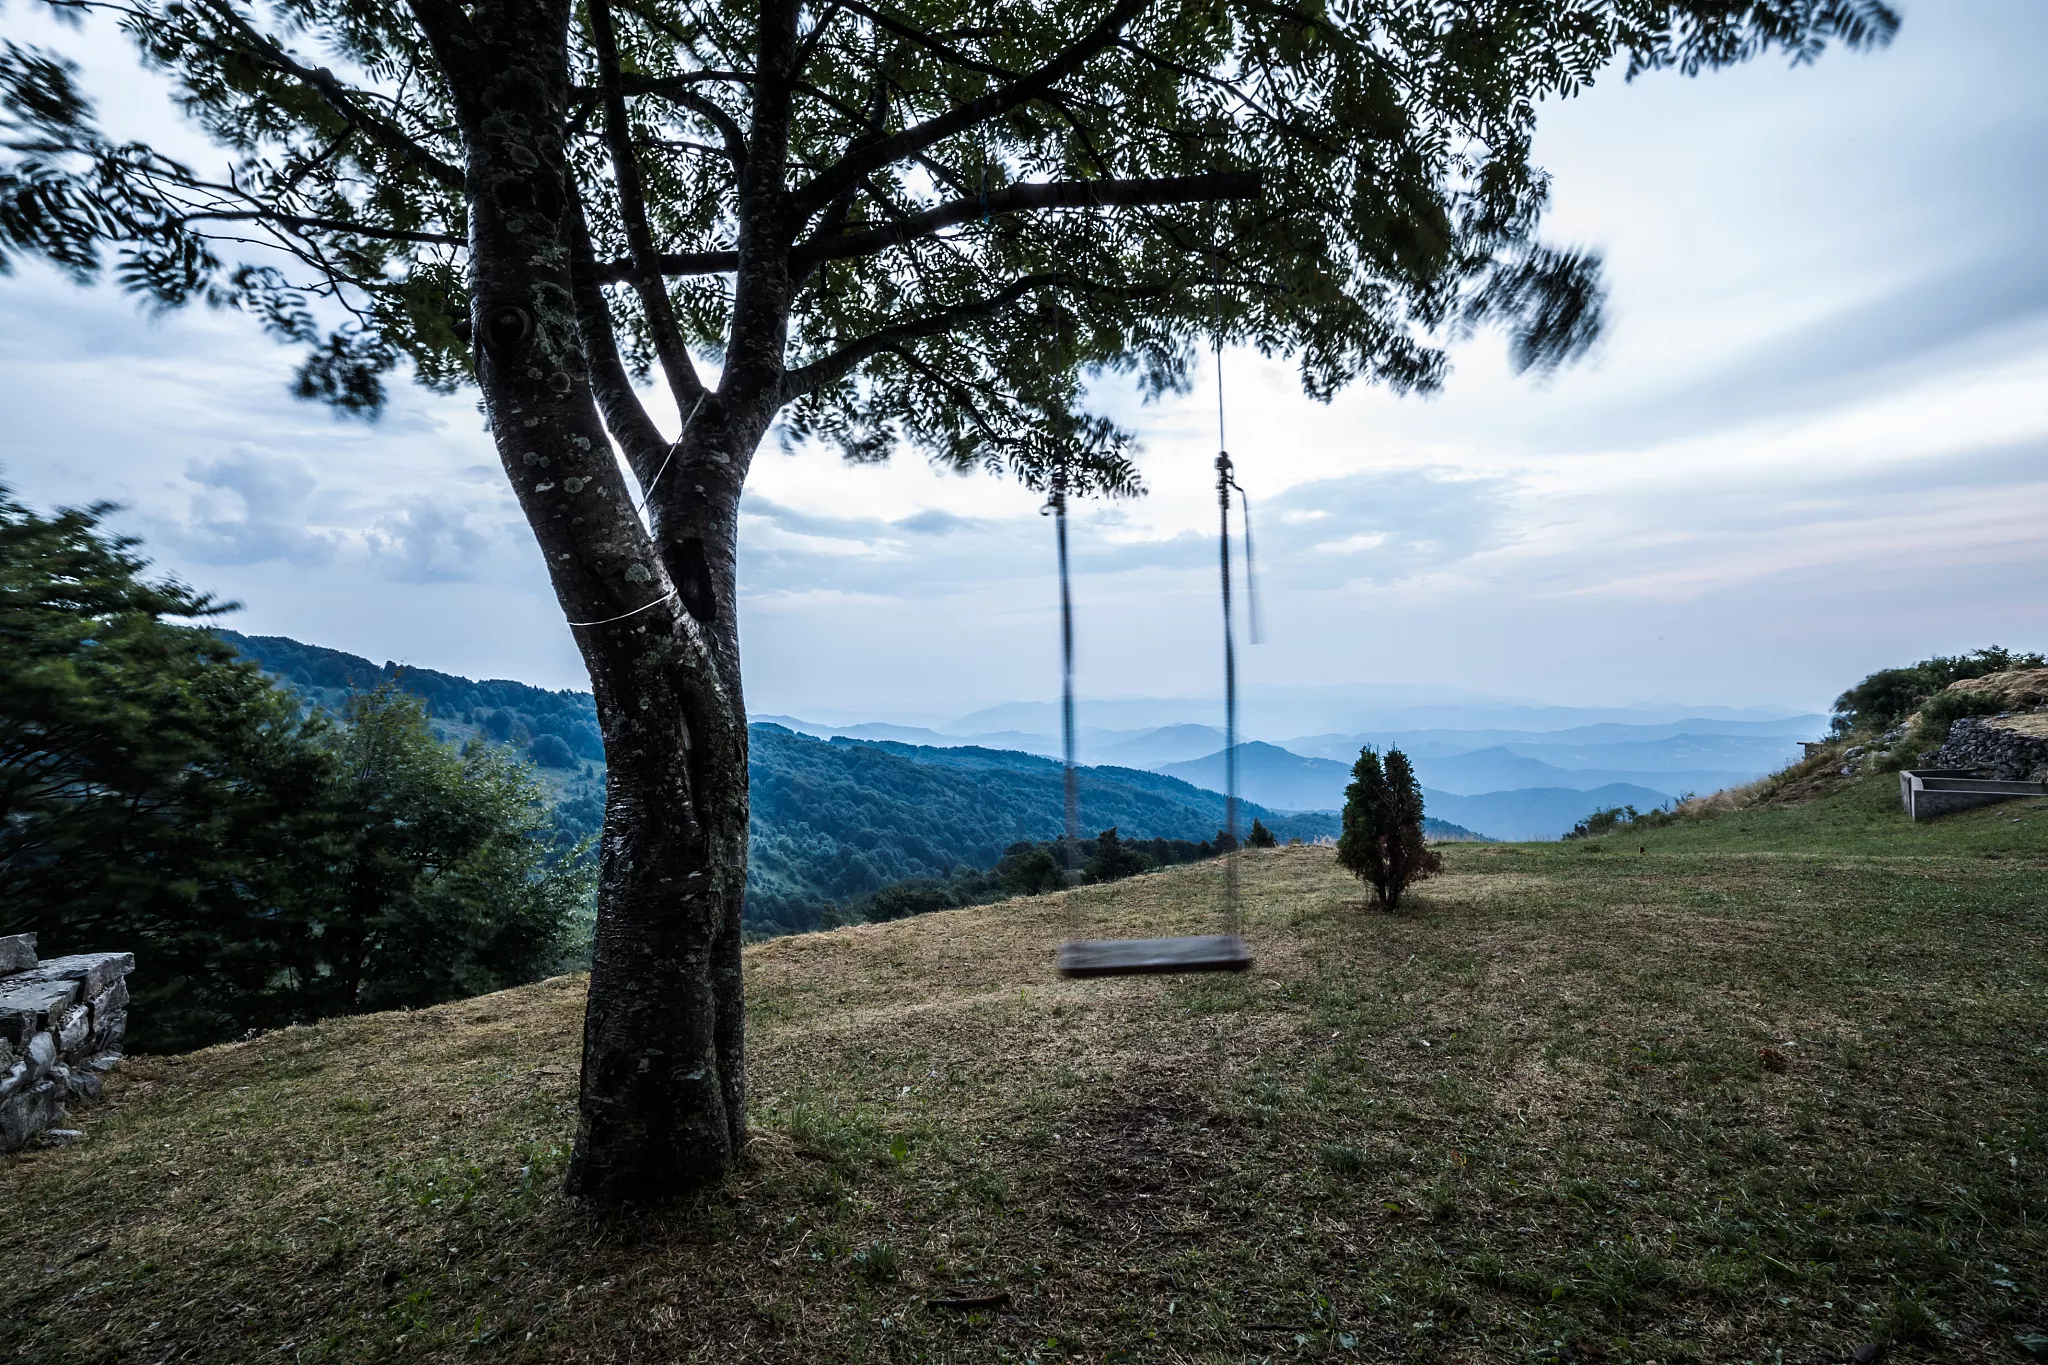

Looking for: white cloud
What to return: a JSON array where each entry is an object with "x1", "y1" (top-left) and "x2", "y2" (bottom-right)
[{"x1": 2, "y1": 0, "x2": 2045, "y2": 718}]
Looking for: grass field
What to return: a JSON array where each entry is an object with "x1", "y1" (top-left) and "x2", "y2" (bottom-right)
[{"x1": 4, "y1": 772, "x2": 2045, "y2": 1363}]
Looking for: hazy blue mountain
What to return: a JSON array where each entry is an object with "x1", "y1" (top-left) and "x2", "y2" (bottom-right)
[
  {"x1": 1280, "y1": 717, "x2": 1823, "y2": 763},
  {"x1": 1155, "y1": 742, "x2": 1705, "y2": 840},
  {"x1": 1419, "y1": 784, "x2": 1677, "y2": 842},
  {"x1": 1411, "y1": 747, "x2": 1761, "y2": 798},
  {"x1": 1158, "y1": 742, "x2": 1354, "y2": 812},
  {"x1": 952, "y1": 690, "x2": 1813, "y2": 739},
  {"x1": 1093, "y1": 723, "x2": 1230, "y2": 767}
]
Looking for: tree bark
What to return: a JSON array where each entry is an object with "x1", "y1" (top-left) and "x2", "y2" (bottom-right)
[{"x1": 414, "y1": 0, "x2": 760, "y2": 1200}]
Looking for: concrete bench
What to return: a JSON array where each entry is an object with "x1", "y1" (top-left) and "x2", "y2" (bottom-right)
[{"x1": 1899, "y1": 769, "x2": 2048, "y2": 821}]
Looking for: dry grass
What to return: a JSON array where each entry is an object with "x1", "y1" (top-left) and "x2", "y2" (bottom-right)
[{"x1": 5, "y1": 792, "x2": 2047, "y2": 1364}]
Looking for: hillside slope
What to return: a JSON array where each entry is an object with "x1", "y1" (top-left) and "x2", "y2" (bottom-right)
[
  {"x1": 216, "y1": 631, "x2": 1336, "y2": 930},
  {"x1": 5, "y1": 772, "x2": 2042, "y2": 1363},
  {"x1": 746, "y1": 727, "x2": 1334, "y2": 928}
]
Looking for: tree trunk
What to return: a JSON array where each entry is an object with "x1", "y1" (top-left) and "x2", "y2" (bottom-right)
[
  {"x1": 565, "y1": 418, "x2": 755, "y2": 1200},
  {"x1": 416, "y1": 0, "x2": 754, "y2": 1201}
]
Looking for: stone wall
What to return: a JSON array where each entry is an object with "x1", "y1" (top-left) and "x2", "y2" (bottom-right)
[
  {"x1": 1932, "y1": 715, "x2": 2048, "y2": 782},
  {"x1": 0, "y1": 934, "x2": 134, "y2": 1152}
]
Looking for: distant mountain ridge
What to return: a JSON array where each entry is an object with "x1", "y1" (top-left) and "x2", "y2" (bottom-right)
[{"x1": 216, "y1": 631, "x2": 1345, "y2": 932}]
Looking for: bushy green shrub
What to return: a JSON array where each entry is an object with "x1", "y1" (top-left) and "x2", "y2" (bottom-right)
[
  {"x1": 1336, "y1": 747, "x2": 1441, "y2": 910},
  {"x1": 1911, "y1": 687, "x2": 2008, "y2": 747},
  {"x1": 1246, "y1": 818, "x2": 1278, "y2": 848},
  {"x1": 1565, "y1": 805, "x2": 1639, "y2": 840}
]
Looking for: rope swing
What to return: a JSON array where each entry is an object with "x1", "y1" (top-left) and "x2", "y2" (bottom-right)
[{"x1": 1054, "y1": 334, "x2": 1255, "y2": 980}]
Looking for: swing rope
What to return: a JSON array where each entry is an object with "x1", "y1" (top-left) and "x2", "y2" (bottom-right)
[
  {"x1": 1214, "y1": 339, "x2": 1243, "y2": 936},
  {"x1": 1049, "y1": 457, "x2": 1080, "y2": 879}
]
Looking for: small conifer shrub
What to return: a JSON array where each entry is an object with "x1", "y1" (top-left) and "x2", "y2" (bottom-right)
[
  {"x1": 1336, "y1": 747, "x2": 1442, "y2": 910},
  {"x1": 1247, "y1": 818, "x2": 1278, "y2": 848}
]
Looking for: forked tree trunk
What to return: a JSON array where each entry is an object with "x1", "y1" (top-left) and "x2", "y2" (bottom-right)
[
  {"x1": 424, "y1": 0, "x2": 765, "y2": 1200},
  {"x1": 564, "y1": 426, "x2": 757, "y2": 1201}
]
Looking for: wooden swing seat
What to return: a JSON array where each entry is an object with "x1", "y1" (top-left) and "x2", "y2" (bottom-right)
[{"x1": 1056, "y1": 934, "x2": 1252, "y2": 979}]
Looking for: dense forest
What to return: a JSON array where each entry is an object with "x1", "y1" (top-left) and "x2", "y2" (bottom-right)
[{"x1": 221, "y1": 633, "x2": 1336, "y2": 933}]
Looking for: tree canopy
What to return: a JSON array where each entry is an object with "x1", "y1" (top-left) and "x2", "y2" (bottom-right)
[{"x1": 1, "y1": 0, "x2": 1895, "y2": 491}]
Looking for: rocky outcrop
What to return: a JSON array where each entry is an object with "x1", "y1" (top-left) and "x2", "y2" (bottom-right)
[
  {"x1": 0, "y1": 934, "x2": 133, "y2": 1152},
  {"x1": 1932, "y1": 715, "x2": 2048, "y2": 782}
]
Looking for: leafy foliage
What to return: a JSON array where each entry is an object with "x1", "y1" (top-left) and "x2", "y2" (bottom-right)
[
  {"x1": 0, "y1": 0, "x2": 1896, "y2": 487},
  {"x1": 1831, "y1": 646, "x2": 2046, "y2": 736},
  {"x1": 0, "y1": 490, "x2": 588, "y2": 1050},
  {"x1": 1246, "y1": 817, "x2": 1277, "y2": 849},
  {"x1": 1564, "y1": 802, "x2": 1685, "y2": 839},
  {"x1": 1335, "y1": 745, "x2": 1440, "y2": 910},
  {"x1": 1910, "y1": 688, "x2": 2011, "y2": 748}
]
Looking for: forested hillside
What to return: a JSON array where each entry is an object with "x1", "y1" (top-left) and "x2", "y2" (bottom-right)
[
  {"x1": 216, "y1": 631, "x2": 605, "y2": 767},
  {"x1": 745, "y1": 727, "x2": 1334, "y2": 931},
  {"x1": 220, "y1": 633, "x2": 1334, "y2": 933}
]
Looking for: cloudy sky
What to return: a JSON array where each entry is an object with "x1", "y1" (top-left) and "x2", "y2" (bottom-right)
[{"x1": 4, "y1": 1, "x2": 2044, "y2": 725}]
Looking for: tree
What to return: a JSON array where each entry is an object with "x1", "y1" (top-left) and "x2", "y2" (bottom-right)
[
  {"x1": 0, "y1": 488, "x2": 588, "y2": 1049},
  {"x1": 0, "y1": 0, "x2": 1897, "y2": 1199},
  {"x1": 1336, "y1": 746, "x2": 1440, "y2": 910},
  {"x1": 529, "y1": 732, "x2": 578, "y2": 768},
  {"x1": 1084, "y1": 825, "x2": 1153, "y2": 881},
  {"x1": 1245, "y1": 818, "x2": 1276, "y2": 849},
  {"x1": 0, "y1": 487, "x2": 342, "y2": 1049},
  {"x1": 309, "y1": 684, "x2": 592, "y2": 1017},
  {"x1": 995, "y1": 840, "x2": 1065, "y2": 895}
]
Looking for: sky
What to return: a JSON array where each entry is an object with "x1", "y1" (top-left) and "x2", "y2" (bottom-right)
[{"x1": 3, "y1": 1, "x2": 2044, "y2": 727}]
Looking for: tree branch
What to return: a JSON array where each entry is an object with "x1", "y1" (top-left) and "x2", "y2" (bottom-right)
[
  {"x1": 602, "y1": 172, "x2": 1259, "y2": 281},
  {"x1": 799, "y1": 171, "x2": 1259, "y2": 267},
  {"x1": 620, "y1": 73, "x2": 751, "y2": 168},
  {"x1": 568, "y1": 192, "x2": 670, "y2": 487},
  {"x1": 175, "y1": 209, "x2": 464, "y2": 246},
  {"x1": 191, "y1": 0, "x2": 466, "y2": 193},
  {"x1": 786, "y1": 0, "x2": 1149, "y2": 221},
  {"x1": 829, "y1": 0, "x2": 1019, "y2": 79},
  {"x1": 591, "y1": 0, "x2": 707, "y2": 409},
  {"x1": 779, "y1": 271, "x2": 1066, "y2": 401}
]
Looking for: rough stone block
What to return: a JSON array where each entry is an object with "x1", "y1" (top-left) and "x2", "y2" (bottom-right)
[
  {"x1": 0, "y1": 1035, "x2": 12, "y2": 1072},
  {"x1": 57, "y1": 1003, "x2": 91, "y2": 1052},
  {"x1": 0, "y1": 1077, "x2": 65, "y2": 1152},
  {"x1": 0, "y1": 977, "x2": 79, "y2": 1047},
  {"x1": 27, "y1": 1030, "x2": 58, "y2": 1075},
  {"x1": 0, "y1": 1080, "x2": 63, "y2": 1151},
  {"x1": 90, "y1": 977, "x2": 130, "y2": 1024},
  {"x1": 65, "y1": 1067, "x2": 99, "y2": 1103},
  {"x1": 17, "y1": 952, "x2": 135, "y2": 999},
  {"x1": 0, "y1": 932, "x2": 35, "y2": 975},
  {"x1": 91, "y1": 1010, "x2": 129, "y2": 1051},
  {"x1": 0, "y1": 1059, "x2": 25, "y2": 1102}
]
